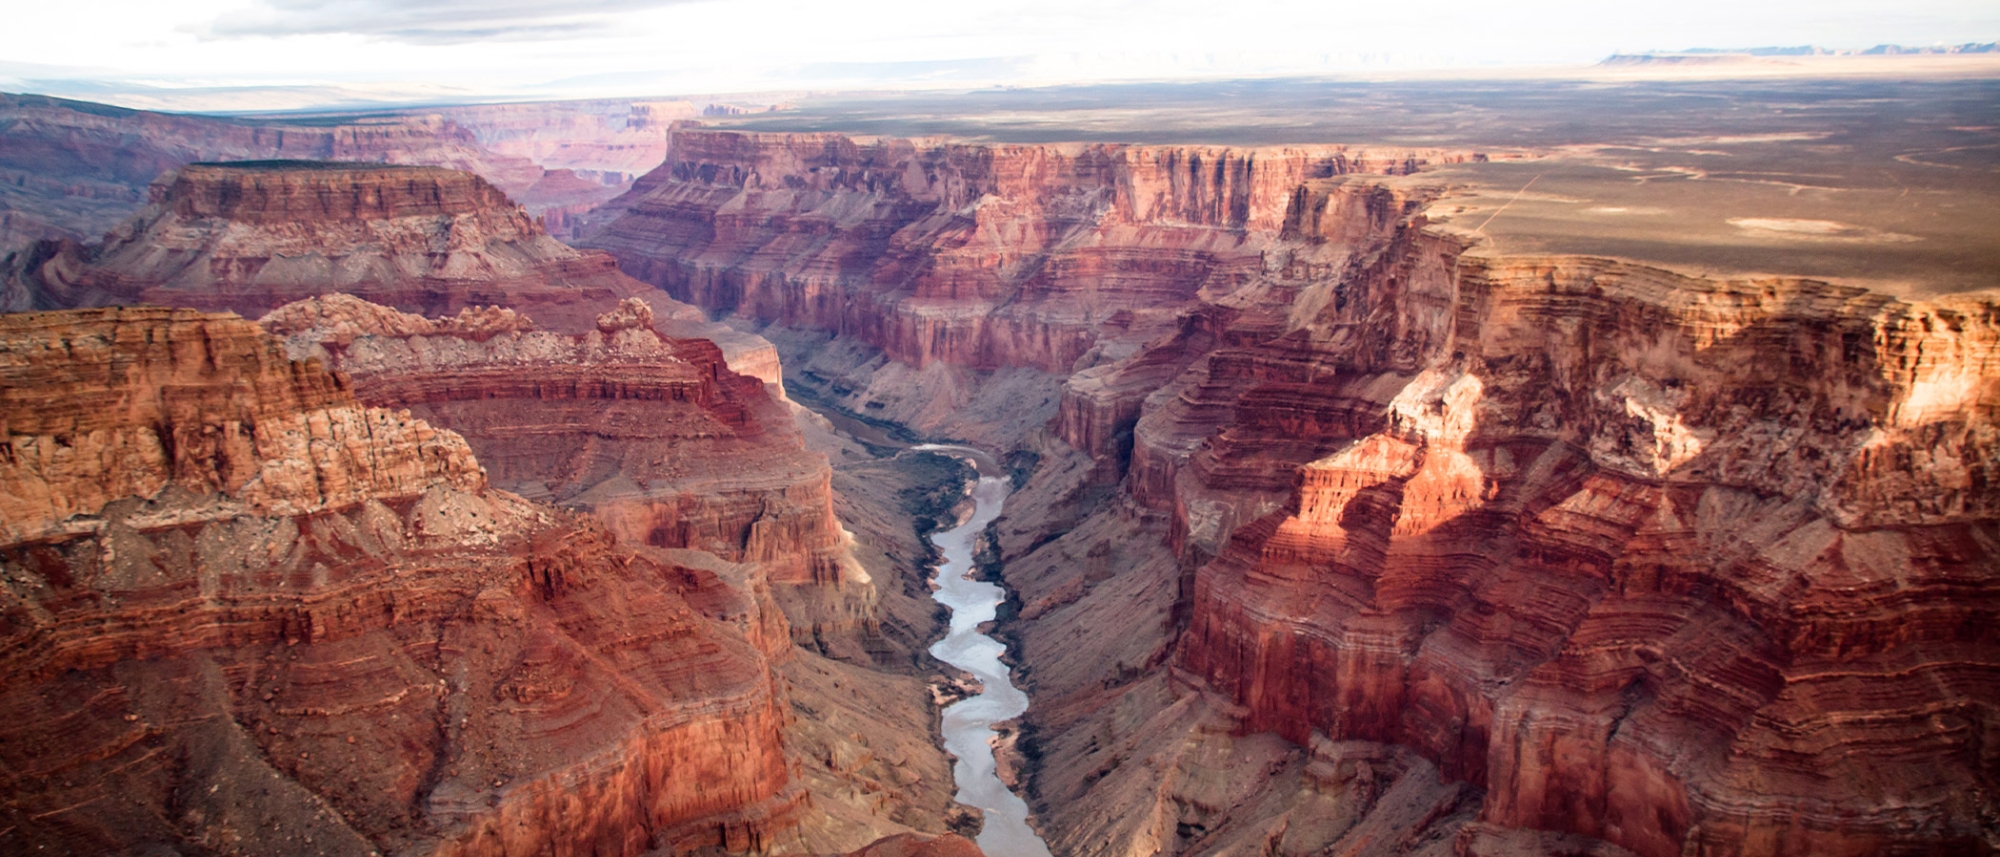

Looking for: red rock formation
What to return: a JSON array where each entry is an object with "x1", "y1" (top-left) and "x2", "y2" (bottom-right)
[
  {"x1": 587, "y1": 128, "x2": 1466, "y2": 377},
  {"x1": 1158, "y1": 237, "x2": 2000, "y2": 856},
  {"x1": 588, "y1": 130, "x2": 2000, "y2": 856},
  {"x1": 0, "y1": 307, "x2": 800, "y2": 856},
  {"x1": 7, "y1": 163, "x2": 674, "y2": 326},
  {"x1": 260, "y1": 295, "x2": 864, "y2": 611},
  {"x1": 2, "y1": 159, "x2": 799, "y2": 392}
]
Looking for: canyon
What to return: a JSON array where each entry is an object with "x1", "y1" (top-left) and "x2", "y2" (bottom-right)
[
  {"x1": 584, "y1": 126, "x2": 1999, "y2": 857},
  {"x1": 0, "y1": 80, "x2": 1994, "y2": 857},
  {"x1": 0, "y1": 160, "x2": 983, "y2": 855}
]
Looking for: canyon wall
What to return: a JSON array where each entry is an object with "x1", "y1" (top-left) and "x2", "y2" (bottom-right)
[
  {"x1": 1166, "y1": 242, "x2": 1998, "y2": 857},
  {"x1": 1, "y1": 159, "x2": 790, "y2": 381},
  {"x1": 261, "y1": 294, "x2": 865, "y2": 625},
  {"x1": 589, "y1": 128, "x2": 2000, "y2": 856},
  {"x1": 0, "y1": 162, "x2": 975, "y2": 854},
  {"x1": 589, "y1": 128, "x2": 1457, "y2": 376},
  {"x1": 0, "y1": 307, "x2": 799, "y2": 856},
  {"x1": 4, "y1": 163, "x2": 662, "y2": 326}
]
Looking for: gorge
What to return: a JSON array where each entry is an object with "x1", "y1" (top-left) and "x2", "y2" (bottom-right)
[
  {"x1": 0, "y1": 79, "x2": 1995, "y2": 857},
  {"x1": 582, "y1": 124, "x2": 1999, "y2": 857}
]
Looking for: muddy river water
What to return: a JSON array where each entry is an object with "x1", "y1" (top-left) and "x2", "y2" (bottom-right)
[{"x1": 911, "y1": 444, "x2": 1052, "y2": 857}]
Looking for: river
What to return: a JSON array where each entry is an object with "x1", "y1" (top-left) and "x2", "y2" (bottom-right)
[{"x1": 912, "y1": 444, "x2": 1053, "y2": 857}]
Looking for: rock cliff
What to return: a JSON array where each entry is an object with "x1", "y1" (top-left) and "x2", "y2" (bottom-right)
[
  {"x1": 260, "y1": 295, "x2": 866, "y2": 641},
  {"x1": 588, "y1": 128, "x2": 2000, "y2": 856},
  {"x1": 1168, "y1": 244, "x2": 1999, "y2": 857},
  {"x1": 0, "y1": 162, "x2": 975, "y2": 853},
  {"x1": 0, "y1": 307, "x2": 801, "y2": 856},
  {"x1": 6, "y1": 163, "x2": 660, "y2": 325},
  {"x1": 3, "y1": 159, "x2": 785, "y2": 383}
]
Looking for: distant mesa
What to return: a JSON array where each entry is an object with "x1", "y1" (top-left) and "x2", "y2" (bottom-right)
[{"x1": 2, "y1": 160, "x2": 692, "y2": 331}]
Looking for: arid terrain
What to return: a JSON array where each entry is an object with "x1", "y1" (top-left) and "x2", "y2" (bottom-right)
[{"x1": 1, "y1": 56, "x2": 1995, "y2": 857}]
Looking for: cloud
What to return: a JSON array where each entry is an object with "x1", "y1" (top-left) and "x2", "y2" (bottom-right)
[{"x1": 202, "y1": 0, "x2": 694, "y2": 44}]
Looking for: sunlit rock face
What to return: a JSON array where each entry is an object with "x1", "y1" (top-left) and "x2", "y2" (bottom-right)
[
  {"x1": 0, "y1": 307, "x2": 800, "y2": 856},
  {"x1": 589, "y1": 128, "x2": 2000, "y2": 857},
  {"x1": 1173, "y1": 245, "x2": 1999, "y2": 857}
]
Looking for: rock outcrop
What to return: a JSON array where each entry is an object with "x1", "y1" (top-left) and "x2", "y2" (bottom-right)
[
  {"x1": 587, "y1": 128, "x2": 2000, "y2": 857},
  {"x1": 590, "y1": 129, "x2": 1454, "y2": 372},
  {"x1": 1168, "y1": 246, "x2": 1999, "y2": 857},
  {"x1": 1, "y1": 159, "x2": 796, "y2": 385},
  {"x1": 1, "y1": 161, "x2": 986, "y2": 856},
  {"x1": 0, "y1": 307, "x2": 801, "y2": 856},
  {"x1": 260, "y1": 295, "x2": 864, "y2": 621},
  {"x1": 6, "y1": 163, "x2": 666, "y2": 325}
]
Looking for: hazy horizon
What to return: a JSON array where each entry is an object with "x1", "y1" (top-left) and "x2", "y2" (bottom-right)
[{"x1": 2, "y1": 0, "x2": 1997, "y2": 112}]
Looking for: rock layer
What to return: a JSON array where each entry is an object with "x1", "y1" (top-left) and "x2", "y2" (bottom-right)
[
  {"x1": 589, "y1": 129, "x2": 1462, "y2": 378},
  {"x1": 5, "y1": 162, "x2": 675, "y2": 328},
  {"x1": 261, "y1": 294, "x2": 862, "y2": 606},
  {"x1": 1171, "y1": 246, "x2": 1999, "y2": 856},
  {"x1": 588, "y1": 129, "x2": 2000, "y2": 857},
  {"x1": 0, "y1": 307, "x2": 800, "y2": 856},
  {"x1": 3, "y1": 158, "x2": 790, "y2": 385}
]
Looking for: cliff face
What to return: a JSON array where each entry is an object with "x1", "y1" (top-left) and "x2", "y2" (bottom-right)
[
  {"x1": 0, "y1": 308, "x2": 799, "y2": 856},
  {"x1": 587, "y1": 129, "x2": 2000, "y2": 857},
  {"x1": 588, "y1": 129, "x2": 1459, "y2": 375},
  {"x1": 1169, "y1": 243, "x2": 1999, "y2": 857},
  {"x1": 260, "y1": 295, "x2": 865, "y2": 648},
  {"x1": 4, "y1": 163, "x2": 674, "y2": 328},
  {"x1": 0, "y1": 306, "x2": 483, "y2": 546}
]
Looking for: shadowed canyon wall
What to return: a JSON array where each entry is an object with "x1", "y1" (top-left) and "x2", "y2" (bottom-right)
[{"x1": 589, "y1": 128, "x2": 2000, "y2": 857}]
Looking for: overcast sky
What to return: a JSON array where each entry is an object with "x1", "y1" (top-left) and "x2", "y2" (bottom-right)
[{"x1": 3, "y1": 0, "x2": 1997, "y2": 110}]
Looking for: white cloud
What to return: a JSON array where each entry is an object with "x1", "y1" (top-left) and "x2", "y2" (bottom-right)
[
  {"x1": 0, "y1": 0, "x2": 1994, "y2": 109},
  {"x1": 201, "y1": 0, "x2": 697, "y2": 43}
]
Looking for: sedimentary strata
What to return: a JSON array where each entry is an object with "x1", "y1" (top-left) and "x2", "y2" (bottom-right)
[
  {"x1": 0, "y1": 307, "x2": 801, "y2": 856},
  {"x1": 589, "y1": 127, "x2": 2000, "y2": 856}
]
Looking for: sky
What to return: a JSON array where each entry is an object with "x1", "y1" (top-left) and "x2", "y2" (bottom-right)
[{"x1": 2, "y1": 0, "x2": 1997, "y2": 111}]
